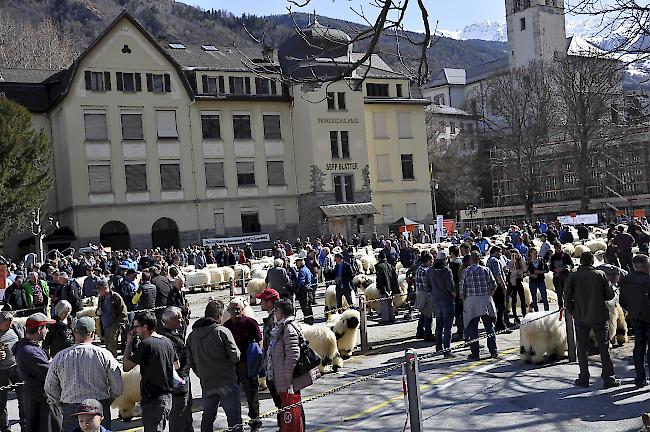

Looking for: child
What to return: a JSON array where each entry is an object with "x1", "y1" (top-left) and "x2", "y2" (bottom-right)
[{"x1": 71, "y1": 399, "x2": 111, "y2": 432}]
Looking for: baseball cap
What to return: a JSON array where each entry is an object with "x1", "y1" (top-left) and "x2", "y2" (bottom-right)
[
  {"x1": 256, "y1": 288, "x2": 280, "y2": 302},
  {"x1": 125, "y1": 268, "x2": 137, "y2": 275},
  {"x1": 75, "y1": 316, "x2": 96, "y2": 334},
  {"x1": 26, "y1": 313, "x2": 55, "y2": 329},
  {"x1": 72, "y1": 399, "x2": 103, "y2": 417}
]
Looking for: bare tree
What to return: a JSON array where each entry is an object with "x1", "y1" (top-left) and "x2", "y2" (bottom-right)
[
  {"x1": 551, "y1": 54, "x2": 623, "y2": 212},
  {"x1": 0, "y1": 11, "x2": 80, "y2": 70},
  {"x1": 470, "y1": 61, "x2": 558, "y2": 220}
]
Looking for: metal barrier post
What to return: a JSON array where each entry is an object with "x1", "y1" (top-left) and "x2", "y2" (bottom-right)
[
  {"x1": 565, "y1": 310, "x2": 577, "y2": 362},
  {"x1": 230, "y1": 279, "x2": 235, "y2": 299},
  {"x1": 403, "y1": 349, "x2": 423, "y2": 432},
  {"x1": 241, "y1": 271, "x2": 246, "y2": 296},
  {"x1": 359, "y1": 294, "x2": 369, "y2": 352}
]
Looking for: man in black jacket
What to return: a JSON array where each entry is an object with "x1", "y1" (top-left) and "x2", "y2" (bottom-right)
[
  {"x1": 564, "y1": 252, "x2": 620, "y2": 388},
  {"x1": 375, "y1": 251, "x2": 398, "y2": 324},
  {"x1": 334, "y1": 253, "x2": 354, "y2": 310},
  {"x1": 3, "y1": 273, "x2": 28, "y2": 317},
  {"x1": 150, "y1": 266, "x2": 173, "y2": 330},
  {"x1": 620, "y1": 254, "x2": 650, "y2": 387},
  {"x1": 549, "y1": 242, "x2": 573, "y2": 309}
]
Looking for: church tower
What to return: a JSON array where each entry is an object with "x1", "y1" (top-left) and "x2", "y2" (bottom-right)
[{"x1": 506, "y1": 0, "x2": 567, "y2": 68}]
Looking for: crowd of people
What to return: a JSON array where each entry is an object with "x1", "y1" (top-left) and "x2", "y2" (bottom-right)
[{"x1": 1, "y1": 217, "x2": 650, "y2": 431}]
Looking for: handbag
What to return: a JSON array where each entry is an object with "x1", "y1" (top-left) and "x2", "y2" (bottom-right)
[
  {"x1": 279, "y1": 391, "x2": 303, "y2": 432},
  {"x1": 289, "y1": 322, "x2": 321, "y2": 377}
]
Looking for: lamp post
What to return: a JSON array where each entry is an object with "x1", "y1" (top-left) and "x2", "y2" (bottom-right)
[
  {"x1": 433, "y1": 181, "x2": 439, "y2": 217},
  {"x1": 466, "y1": 205, "x2": 478, "y2": 230},
  {"x1": 30, "y1": 208, "x2": 59, "y2": 264}
]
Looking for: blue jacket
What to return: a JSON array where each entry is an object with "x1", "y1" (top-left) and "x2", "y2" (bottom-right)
[{"x1": 296, "y1": 266, "x2": 312, "y2": 291}]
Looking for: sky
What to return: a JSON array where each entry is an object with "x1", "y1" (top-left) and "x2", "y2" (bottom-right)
[{"x1": 176, "y1": 0, "x2": 507, "y2": 31}]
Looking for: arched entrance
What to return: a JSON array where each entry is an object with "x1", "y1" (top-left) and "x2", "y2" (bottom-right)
[
  {"x1": 100, "y1": 221, "x2": 131, "y2": 250},
  {"x1": 151, "y1": 217, "x2": 180, "y2": 249},
  {"x1": 45, "y1": 227, "x2": 76, "y2": 254}
]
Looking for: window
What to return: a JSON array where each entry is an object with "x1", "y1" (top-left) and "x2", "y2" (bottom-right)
[
  {"x1": 233, "y1": 114, "x2": 252, "y2": 140},
  {"x1": 433, "y1": 94, "x2": 446, "y2": 105},
  {"x1": 156, "y1": 110, "x2": 178, "y2": 139},
  {"x1": 340, "y1": 131, "x2": 350, "y2": 158},
  {"x1": 255, "y1": 78, "x2": 277, "y2": 95},
  {"x1": 229, "y1": 76, "x2": 251, "y2": 95},
  {"x1": 366, "y1": 83, "x2": 389, "y2": 97},
  {"x1": 406, "y1": 203, "x2": 417, "y2": 220},
  {"x1": 236, "y1": 161, "x2": 256, "y2": 186},
  {"x1": 327, "y1": 92, "x2": 336, "y2": 110},
  {"x1": 520, "y1": 17, "x2": 526, "y2": 31},
  {"x1": 396, "y1": 84, "x2": 403, "y2": 98},
  {"x1": 160, "y1": 163, "x2": 181, "y2": 190},
  {"x1": 205, "y1": 162, "x2": 225, "y2": 188},
  {"x1": 401, "y1": 154, "x2": 414, "y2": 180},
  {"x1": 202, "y1": 75, "x2": 225, "y2": 94},
  {"x1": 330, "y1": 131, "x2": 339, "y2": 158},
  {"x1": 84, "y1": 71, "x2": 110, "y2": 91},
  {"x1": 214, "y1": 211, "x2": 225, "y2": 235},
  {"x1": 263, "y1": 115, "x2": 282, "y2": 140},
  {"x1": 373, "y1": 112, "x2": 388, "y2": 138},
  {"x1": 397, "y1": 112, "x2": 413, "y2": 138},
  {"x1": 125, "y1": 164, "x2": 147, "y2": 191},
  {"x1": 334, "y1": 174, "x2": 354, "y2": 203},
  {"x1": 337, "y1": 92, "x2": 346, "y2": 110},
  {"x1": 121, "y1": 113, "x2": 143, "y2": 140},
  {"x1": 146, "y1": 73, "x2": 171, "y2": 93},
  {"x1": 267, "y1": 161, "x2": 285, "y2": 186},
  {"x1": 376, "y1": 155, "x2": 391, "y2": 181},
  {"x1": 450, "y1": 121, "x2": 456, "y2": 134},
  {"x1": 275, "y1": 208, "x2": 286, "y2": 231},
  {"x1": 116, "y1": 72, "x2": 141, "y2": 92},
  {"x1": 88, "y1": 165, "x2": 112, "y2": 193},
  {"x1": 84, "y1": 112, "x2": 108, "y2": 141},
  {"x1": 382, "y1": 204, "x2": 394, "y2": 224},
  {"x1": 201, "y1": 114, "x2": 221, "y2": 139},
  {"x1": 241, "y1": 213, "x2": 261, "y2": 233}
]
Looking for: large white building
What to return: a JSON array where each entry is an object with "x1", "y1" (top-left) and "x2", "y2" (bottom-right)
[{"x1": 0, "y1": 12, "x2": 432, "y2": 255}]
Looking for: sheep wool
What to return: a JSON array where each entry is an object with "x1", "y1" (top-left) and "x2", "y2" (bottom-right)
[
  {"x1": 247, "y1": 278, "x2": 267, "y2": 305},
  {"x1": 112, "y1": 365, "x2": 142, "y2": 421},
  {"x1": 207, "y1": 267, "x2": 224, "y2": 288},
  {"x1": 519, "y1": 311, "x2": 567, "y2": 364},
  {"x1": 234, "y1": 264, "x2": 251, "y2": 281},
  {"x1": 585, "y1": 239, "x2": 608, "y2": 253},
  {"x1": 327, "y1": 309, "x2": 360, "y2": 360},
  {"x1": 221, "y1": 266, "x2": 235, "y2": 283},
  {"x1": 76, "y1": 306, "x2": 97, "y2": 319},
  {"x1": 362, "y1": 283, "x2": 381, "y2": 312},
  {"x1": 393, "y1": 274, "x2": 409, "y2": 309},
  {"x1": 186, "y1": 269, "x2": 211, "y2": 291},
  {"x1": 572, "y1": 244, "x2": 591, "y2": 258},
  {"x1": 299, "y1": 323, "x2": 341, "y2": 373}
]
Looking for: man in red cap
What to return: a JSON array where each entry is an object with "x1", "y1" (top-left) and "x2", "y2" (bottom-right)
[{"x1": 12, "y1": 312, "x2": 58, "y2": 432}]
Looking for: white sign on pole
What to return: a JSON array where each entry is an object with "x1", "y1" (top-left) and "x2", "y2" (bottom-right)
[
  {"x1": 435, "y1": 215, "x2": 444, "y2": 243},
  {"x1": 557, "y1": 214, "x2": 599, "y2": 225},
  {"x1": 202, "y1": 233, "x2": 270, "y2": 247}
]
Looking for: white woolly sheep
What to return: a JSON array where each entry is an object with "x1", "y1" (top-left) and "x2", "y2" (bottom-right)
[
  {"x1": 585, "y1": 239, "x2": 608, "y2": 253},
  {"x1": 352, "y1": 274, "x2": 375, "y2": 294},
  {"x1": 519, "y1": 311, "x2": 567, "y2": 364},
  {"x1": 360, "y1": 255, "x2": 377, "y2": 274},
  {"x1": 324, "y1": 285, "x2": 357, "y2": 311},
  {"x1": 393, "y1": 274, "x2": 409, "y2": 309},
  {"x1": 362, "y1": 283, "x2": 382, "y2": 313},
  {"x1": 573, "y1": 244, "x2": 591, "y2": 258},
  {"x1": 614, "y1": 303, "x2": 628, "y2": 346},
  {"x1": 561, "y1": 243, "x2": 575, "y2": 257},
  {"x1": 234, "y1": 264, "x2": 251, "y2": 281},
  {"x1": 76, "y1": 306, "x2": 97, "y2": 319},
  {"x1": 251, "y1": 265, "x2": 267, "y2": 280},
  {"x1": 82, "y1": 296, "x2": 98, "y2": 307},
  {"x1": 299, "y1": 322, "x2": 342, "y2": 373},
  {"x1": 207, "y1": 267, "x2": 224, "y2": 288},
  {"x1": 247, "y1": 278, "x2": 267, "y2": 305},
  {"x1": 186, "y1": 269, "x2": 211, "y2": 291},
  {"x1": 221, "y1": 266, "x2": 235, "y2": 283},
  {"x1": 327, "y1": 309, "x2": 360, "y2": 361},
  {"x1": 544, "y1": 272, "x2": 555, "y2": 293},
  {"x1": 112, "y1": 365, "x2": 142, "y2": 421}
]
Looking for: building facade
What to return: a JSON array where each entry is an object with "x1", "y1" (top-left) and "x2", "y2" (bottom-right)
[{"x1": 0, "y1": 12, "x2": 432, "y2": 255}]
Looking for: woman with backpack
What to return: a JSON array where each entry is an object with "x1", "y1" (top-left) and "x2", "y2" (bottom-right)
[{"x1": 23, "y1": 272, "x2": 49, "y2": 315}]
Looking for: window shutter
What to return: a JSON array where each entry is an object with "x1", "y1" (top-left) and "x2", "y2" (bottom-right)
[
  {"x1": 397, "y1": 112, "x2": 412, "y2": 138},
  {"x1": 228, "y1": 77, "x2": 235, "y2": 93},
  {"x1": 164, "y1": 74, "x2": 171, "y2": 92},
  {"x1": 344, "y1": 175, "x2": 353, "y2": 202},
  {"x1": 376, "y1": 155, "x2": 391, "y2": 181},
  {"x1": 84, "y1": 113, "x2": 108, "y2": 141},
  {"x1": 156, "y1": 111, "x2": 178, "y2": 138},
  {"x1": 135, "y1": 73, "x2": 142, "y2": 92},
  {"x1": 245, "y1": 77, "x2": 251, "y2": 94},
  {"x1": 338, "y1": 92, "x2": 346, "y2": 110},
  {"x1": 340, "y1": 131, "x2": 349, "y2": 158},
  {"x1": 125, "y1": 164, "x2": 147, "y2": 191},
  {"x1": 263, "y1": 115, "x2": 281, "y2": 140},
  {"x1": 116, "y1": 72, "x2": 123, "y2": 91},
  {"x1": 334, "y1": 175, "x2": 343, "y2": 202},
  {"x1": 218, "y1": 76, "x2": 225, "y2": 93},
  {"x1": 271, "y1": 80, "x2": 277, "y2": 95},
  {"x1": 201, "y1": 75, "x2": 208, "y2": 94},
  {"x1": 85, "y1": 71, "x2": 92, "y2": 90},
  {"x1": 205, "y1": 162, "x2": 225, "y2": 188},
  {"x1": 330, "y1": 131, "x2": 339, "y2": 158},
  {"x1": 160, "y1": 164, "x2": 181, "y2": 190},
  {"x1": 121, "y1": 113, "x2": 143, "y2": 140},
  {"x1": 88, "y1": 165, "x2": 112, "y2": 193},
  {"x1": 255, "y1": 78, "x2": 262, "y2": 94},
  {"x1": 373, "y1": 112, "x2": 387, "y2": 138},
  {"x1": 267, "y1": 161, "x2": 285, "y2": 185},
  {"x1": 146, "y1": 73, "x2": 153, "y2": 92},
  {"x1": 382, "y1": 205, "x2": 393, "y2": 224},
  {"x1": 104, "y1": 72, "x2": 111, "y2": 91}
]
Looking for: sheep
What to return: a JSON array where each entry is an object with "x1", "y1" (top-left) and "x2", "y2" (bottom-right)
[
  {"x1": 82, "y1": 296, "x2": 98, "y2": 307},
  {"x1": 76, "y1": 306, "x2": 97, "y2": 319},
  {"x1": 327, "y1": 309, "x2": 360, "y2": 361},
  {"x1": 573, "y1": 244, "x2": 591, "y2": 258},
  {"x1": 544, "y1": 272, "x2": 555, "y2": 293},
  {"x1": 352, "y1": 274, "x2": 375, "y2": 294},
  {"x1": 206, "y1": 267, "x2": 224, "y2": 289},
  {"x1": 590, "y1": 301, "x2": 628, "y2": 348},
  {"x1": 299, "y1": 322, "x2": 342, "y2": 373},
  {"x1": 251, "y1": 265, "x2": 267, "y2": 280},
  {"x1": 393, "y1": 274, "x2": 409, "y2": 309},
  {"x1": 112, "y1": 365, "x2": 142, "y2": 421},
  {"x1": 519, "y1": 311, "x2": 567, "y2": 364},
  {"x1": 185, "y1": 269, "x2": 211, "y2": 291},
  {"x1": 360, "y1": 255, "x2": 377, "y2": 274},
  {"x1": 362, "y1": 283, "x2": 382, "y2": 313},
  {"x1": 614, "y1": 304, "x2": 629, "y2": 346},
  {"x1": 561, "y1": 243, "x2": 575, "y2": 257},
  {"x1": 585, "y1": 239, "x2": 608, "y2": 253},
  {"x1": 324, "y1": 285, "x2": 357, "y2": 311},
  {"x1": 234, "y1": 264, "x2": 251, "y2": 281},
  {"x1": 247, "y1": 278, "x2": 267, "y2": 305},
  {"x1": 222, "y1": 266, "x2": 235, "y2": 283}
]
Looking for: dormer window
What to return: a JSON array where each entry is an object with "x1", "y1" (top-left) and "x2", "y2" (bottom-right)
[
  {"x1": 229, "y1": 77, "x2": 251, "y2": 95},
  {"x1": 255, "y1": 78, "x2": 277, "y2": 95},
  {"x1": 202, "y1": 75, "x2": 225, "y2": 94}
]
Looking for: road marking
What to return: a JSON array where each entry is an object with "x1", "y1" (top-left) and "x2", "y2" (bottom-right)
[{"x1": 315, "y1": 347, "x2": 518, "y2": 432}]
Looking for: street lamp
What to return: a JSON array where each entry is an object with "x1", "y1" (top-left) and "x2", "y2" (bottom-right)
[
  {"x1": 433, "y1": 181, "x2": 439, "y2": 217},
  {"x1": 30, "y1": 208, "x2": 59, "y2": 263}
]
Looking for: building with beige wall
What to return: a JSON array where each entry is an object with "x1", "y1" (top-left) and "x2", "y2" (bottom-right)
[{"x1": 0, "y1": 12, "x2": 431, "y2": 255}]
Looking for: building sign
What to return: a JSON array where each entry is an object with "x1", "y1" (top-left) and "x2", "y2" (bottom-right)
[
  {"x1": 202, "y1": 233, "x2": 270, "y2": 246},
  {"x1": 326, "y1": 162, "x2": 358, "y2": 171},
  {"x1": 318, "y1": 117, "x2": 359, "y2": 124},
  {"x1": 557, "y1": 213, "x2": 599, "y2": 225}
]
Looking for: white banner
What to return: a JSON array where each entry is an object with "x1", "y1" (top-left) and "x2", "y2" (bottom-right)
[
  {"x1": 557, "y1": 213, "x2": 599, "y2": 225},
  {"x1": 435, "y1": 215, "x2": 444, "y2": 243},
  {"x1": 202, "y1": 233, "x2": 271, "y2": 247}
]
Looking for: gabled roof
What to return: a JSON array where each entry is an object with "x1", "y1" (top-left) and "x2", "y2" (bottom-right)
[{"x1": 166, "y1": 44, "x2": 280, "y2": 72}]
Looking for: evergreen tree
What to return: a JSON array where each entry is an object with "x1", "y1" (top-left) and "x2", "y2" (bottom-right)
[{"x1": 0, "y1": 97, "x2": 53, "y2": 244}]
